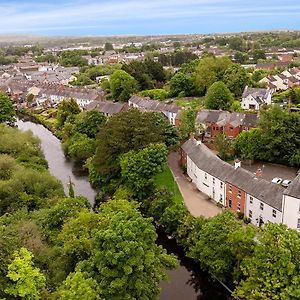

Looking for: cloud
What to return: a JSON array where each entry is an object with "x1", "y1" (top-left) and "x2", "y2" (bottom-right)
[{"x1": 0, "y1": 0, "x2": 299, "y2": 34}]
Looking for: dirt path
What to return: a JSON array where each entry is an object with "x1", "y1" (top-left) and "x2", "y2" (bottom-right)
[{"x1": 168, "y1": 152, "x2": 221, "y2": 218}]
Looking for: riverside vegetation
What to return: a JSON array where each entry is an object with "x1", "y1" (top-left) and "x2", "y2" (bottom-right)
[{"x1": 3, "y1": 86, "x2": 300, "y2": 299}]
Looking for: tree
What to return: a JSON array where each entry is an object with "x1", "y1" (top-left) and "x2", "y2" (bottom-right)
[
  {"x1": 214, "y1": 133, "x2": 234, "y2": 161},
  {"x1": 57, "y1": 99, "x2": 81, "y2": 129},
  {"x1": 110, "y1": 70, "x2": 138, "y2": 101},
  {"x1": 104, "y1": 42, "x2": 114, "y2": 51},
  {"x1": 205, "y1": 81, "x2": 233, "y2": 110},
  {"x1": 230, "y1": 100, "x2": 243, "y2": 112},
  {"x1": 66, "y1": 133, "x2": 96, "y2": 163},
  {"x1": 194, "y1": 56, "x2": 232, "y2": 95},
  {"x1": 80, "y1": 199, "x2": 178, "y2": 300},
  {"x1": 228, "y1": 37, "x2": 246, "y2": 51},
  {"x1": 120, "y1": 143, "x2": 168, "y2": 198},
  {"x1": 55, "y1": 271, "x2": 100, "y2": 300},
  {"x1": 178, "y1": 109, "x2": 196, "y2": 140},
  {"x1": 91, "y1": 109, "x2": 178, "y2": 184},
  {"x1": 4, "y1": 248, "x2": 46, "y2": 299},
  {"x1": 223, "y1": 64, "x2": 250, "y2": 97},
  {"x1": 0, "y1": 93, "x2": 15, "y2": 125},
  {"x1": 234, "y1": 223, "x2": 300, "y2": 300},
  {"x1": 139, "y1": 89, "x2": 168, "y2": 100},
  {"x1": 169, "y1": 72, "x2": 194, "y2": 97},
  {"x1": 190, "y1": 211, "x2": 244, "y2": 281},
  {"x1": 252, "y1": 49, "x2": 266, "y2": 62},
  {"x1": 234, "y1": 51, "x2": 249, "y2": 64}
]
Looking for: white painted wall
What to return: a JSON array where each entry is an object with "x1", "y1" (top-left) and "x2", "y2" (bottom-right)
[
  {"x1": 282, "y1": 195, "x2": 300, "y2": 230},
  {"x1": 245, "y1": 193, "x2": 282, "y2": 226},
  {"x1": 241, "y1": 95, "x2": 259, "y2": 110},
  {"x1": 186, "y1": 156, "x2": 226, "y2": 206}
]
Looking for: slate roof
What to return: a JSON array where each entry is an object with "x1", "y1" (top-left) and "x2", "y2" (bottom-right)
[
  {"x1": 129, "y1": 95, "x2": 180, "y2": 114},
  {"x1": 182, "y1": 139, "x2": 284, "y2": 210},
  {"x1": 242, "y1": 86, "x2": 270, "y2": 100},
  {"x1": 284, "y1": 174, "x2": 300, "y2": 199},
  {"x1": 85, "y1": 101, "x2": 128, "y2": 115},
  {"x1": 196, "y1": 109, "x2": 258, "y2": 128}
]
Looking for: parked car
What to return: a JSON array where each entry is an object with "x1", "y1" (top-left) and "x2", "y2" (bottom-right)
[
  {"x1": 272, "y1": 177, "x2": 283, "y2": 184},
  {"x1": 282, "y1": 179, "x2": 292, "y2": 188}
]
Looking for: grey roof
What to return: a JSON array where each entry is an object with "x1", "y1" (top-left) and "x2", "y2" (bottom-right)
[
  {"x1": 284, "y1": 174, "x2": 300, "y2": 198},
  {"x1": 196, "y1": 109, "x2": 258, "y2": 128},
  {"x1": 85, "y1": 101, "x2": 127, "y2": 115},
  {"x1": 196, "y1": 109, "x2": 230, "y2": 127},
  {"x1": 182, "y1": 139, "x2": 284, "y2": 211},
  {"x1": 242, "y1": 86, "x2": 270, "y2": 100},
  {"x1": 129, "y1": 95, "x2": 180, "y2": 114}
]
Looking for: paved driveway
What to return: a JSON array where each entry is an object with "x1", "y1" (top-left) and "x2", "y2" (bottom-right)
[{"x1": 168, "y1": 152, "x2": 221, "y2": 218}]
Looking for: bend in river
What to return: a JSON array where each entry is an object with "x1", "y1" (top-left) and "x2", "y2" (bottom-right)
[{"x1": 16, "y1": 118, "x2": 229, "y2": 300}]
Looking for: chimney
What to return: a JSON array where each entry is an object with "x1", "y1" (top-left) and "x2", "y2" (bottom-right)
[
  {"x1": 234, "y1": 159, "x2": 241, "y2": 170},
  {"x1": 255, "y1": 168, "x2": 263, "y2": 177}
]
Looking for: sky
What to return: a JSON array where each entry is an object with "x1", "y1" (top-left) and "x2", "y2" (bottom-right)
[{"x1": 0, "y1": 0, "x2": 300, "y2": 36}]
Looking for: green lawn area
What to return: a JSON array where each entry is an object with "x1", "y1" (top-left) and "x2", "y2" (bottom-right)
[
  {"x1": 175, "y1": 97, "x2": 204, "y2": 110},
  {"x1": 154, "y1": 165, "x2": 184, "y2": 204}
]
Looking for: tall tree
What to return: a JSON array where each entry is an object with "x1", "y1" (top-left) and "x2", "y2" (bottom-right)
[
  {"x1": 80, "y1": 199, "x2": 178, "y2": 300},
  {"x1": 120, "y1": 143, "x2": 168, "y2": 198},
  {"x1": 110, "y1": 70, "x2": 138, "y2": 101},
  {"x1": 0, "y1": 93, "x2": 15, "y2": 125},
  {"x1": 57, "y1": 99, "x2": 81, "y2": 129},
  {"x1": 4, "y1": 247, "x2": 46, "y2": 299},
  {"x1": 205, "y1": 81, "x2": 233, "y2": 110},
  {"x1": 234, "y1": 223, "x2": 300, "y2": 300}
]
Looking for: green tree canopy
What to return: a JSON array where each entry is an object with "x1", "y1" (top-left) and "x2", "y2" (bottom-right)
[
  {"x1": 4, "y1": 247, "x2": 46, "y2": 299},
  {"x1": 169, "y1": 72, "x2": 194, "y2": 97},
  {"x1": 120, "y1": 143, "x2": 168, "y2": 198},
  {"x1": 80, "y1": 199, "x2": 178, "y2": 300},
  {"x1": 57, "y1": 99, "x2": 81, "y2": 129},
  {"x1": 234, "y1": 223, "x2": 300, "y2": 300},
  {"x1": 0, "y1": 93, "x2": 15, "y2": 125},
  {"x1": 110, "y1": 70, "x2": 138, "y2": 101},
  {"x1": 205, "y1": 81, "x2": 233, "y2": 110}
]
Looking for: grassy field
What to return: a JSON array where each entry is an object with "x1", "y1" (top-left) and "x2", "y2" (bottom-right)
[{"x1": 154, "y1": 165, "x2": 184, "y2": 204}]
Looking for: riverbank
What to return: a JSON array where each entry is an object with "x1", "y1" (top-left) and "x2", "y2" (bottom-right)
[{"x1": 17, "y1": 118, "x2": 231, "y2": 299}]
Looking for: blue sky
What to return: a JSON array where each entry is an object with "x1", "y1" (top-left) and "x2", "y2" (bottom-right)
[{"x1": 0, "y1": 0, "x2": 300, "y2": 36}]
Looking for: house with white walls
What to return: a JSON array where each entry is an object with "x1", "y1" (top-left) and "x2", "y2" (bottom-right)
[
  {"x1": 282, "y1": 175, "x2": 300, "y2": 230},
  {"x1": 181, "y1": 137, "x2": 300, "y2": 230},
  {"x1": 241, "y1": 86, "x2": 273, "y2": 110}
]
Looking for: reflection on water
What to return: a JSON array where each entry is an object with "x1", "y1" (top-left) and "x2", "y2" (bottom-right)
[{"x1": 16, "y1": 118, "x2": 97, "y2": 206}]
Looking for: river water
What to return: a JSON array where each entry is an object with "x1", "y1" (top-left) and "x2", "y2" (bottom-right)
[{"x1": 17, "y1": 118, "x2": 229, "y2": 300}]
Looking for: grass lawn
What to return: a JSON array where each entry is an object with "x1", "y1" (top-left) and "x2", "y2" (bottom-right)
[
  {"x1": 154, "y1": 165, "x2": 184, "y2": 204},
  {"x1": 175, "y1": 97, "x2": 204, "y2": 110}
]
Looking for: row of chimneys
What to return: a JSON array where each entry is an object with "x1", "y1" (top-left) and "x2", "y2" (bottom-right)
[{"x1": 190, "y1": 132, "x2": 263, "y2": 178}]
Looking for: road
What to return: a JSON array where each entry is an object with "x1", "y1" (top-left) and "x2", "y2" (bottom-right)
[{"x1": 168, "y1": 152, "x2": 221, "y2": 218}]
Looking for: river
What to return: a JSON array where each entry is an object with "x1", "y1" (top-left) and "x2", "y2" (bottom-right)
[{"x1": 17, "y1": 118, "x2": 229, "y2": 300}]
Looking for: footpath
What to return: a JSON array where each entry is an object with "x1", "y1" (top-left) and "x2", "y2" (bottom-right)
[{"x1": 167, "y1": 152, "x2": 221, "y2": 218}]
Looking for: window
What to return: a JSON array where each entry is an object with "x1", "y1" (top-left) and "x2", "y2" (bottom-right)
[
  {"x1": 260, "y1": 203, "x2": 264, "y2": 211},
  {"x1": 249, "y1": 210, "x2": 252, "y2": 218},
  {"x1": 298, "y1": 219, "x2": 300, "y2": 229},
  {"x1": 213, "y1": 177, "x2": 215, "y2": 185},
  {"x1": 229, "y1": 184, "x2": 232, "y2": 192},
  {"x1": 220, "y1": 194, "x2": 223, "y2": 202},
  {"x1": 250, "y1": 196, "x2": 253, "y2": 204},
  {"x1": 237, "y1": 202, "x2": 241, "y2": 212},
  {"x1": 220, "y1": 182, "x2": 223, "y2": 189},
  {"x1": 228, "y1": 197, "x2": 232, "y2": 208},
  {"x1": 272, "y1": 210, "x2": 277, "y2": 218},
  {"x1": 237, "y1": 190, "x2": 241, "y2": 198},
  {"x1": 205, "y1": 173, "x2": 207, "y2": 180}
]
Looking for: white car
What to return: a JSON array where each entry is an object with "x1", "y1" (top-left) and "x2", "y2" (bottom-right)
[
  {"x1": 282, "y1": 179, "x2": 292, "y2": 188},
  {"x1": 272, "y1": 177, "x2": 283, "y2": 185}
]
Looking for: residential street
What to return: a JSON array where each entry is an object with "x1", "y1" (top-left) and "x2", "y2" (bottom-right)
[{"x1": 168, "y1": 152, "x2": 221, "y2": 218}]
